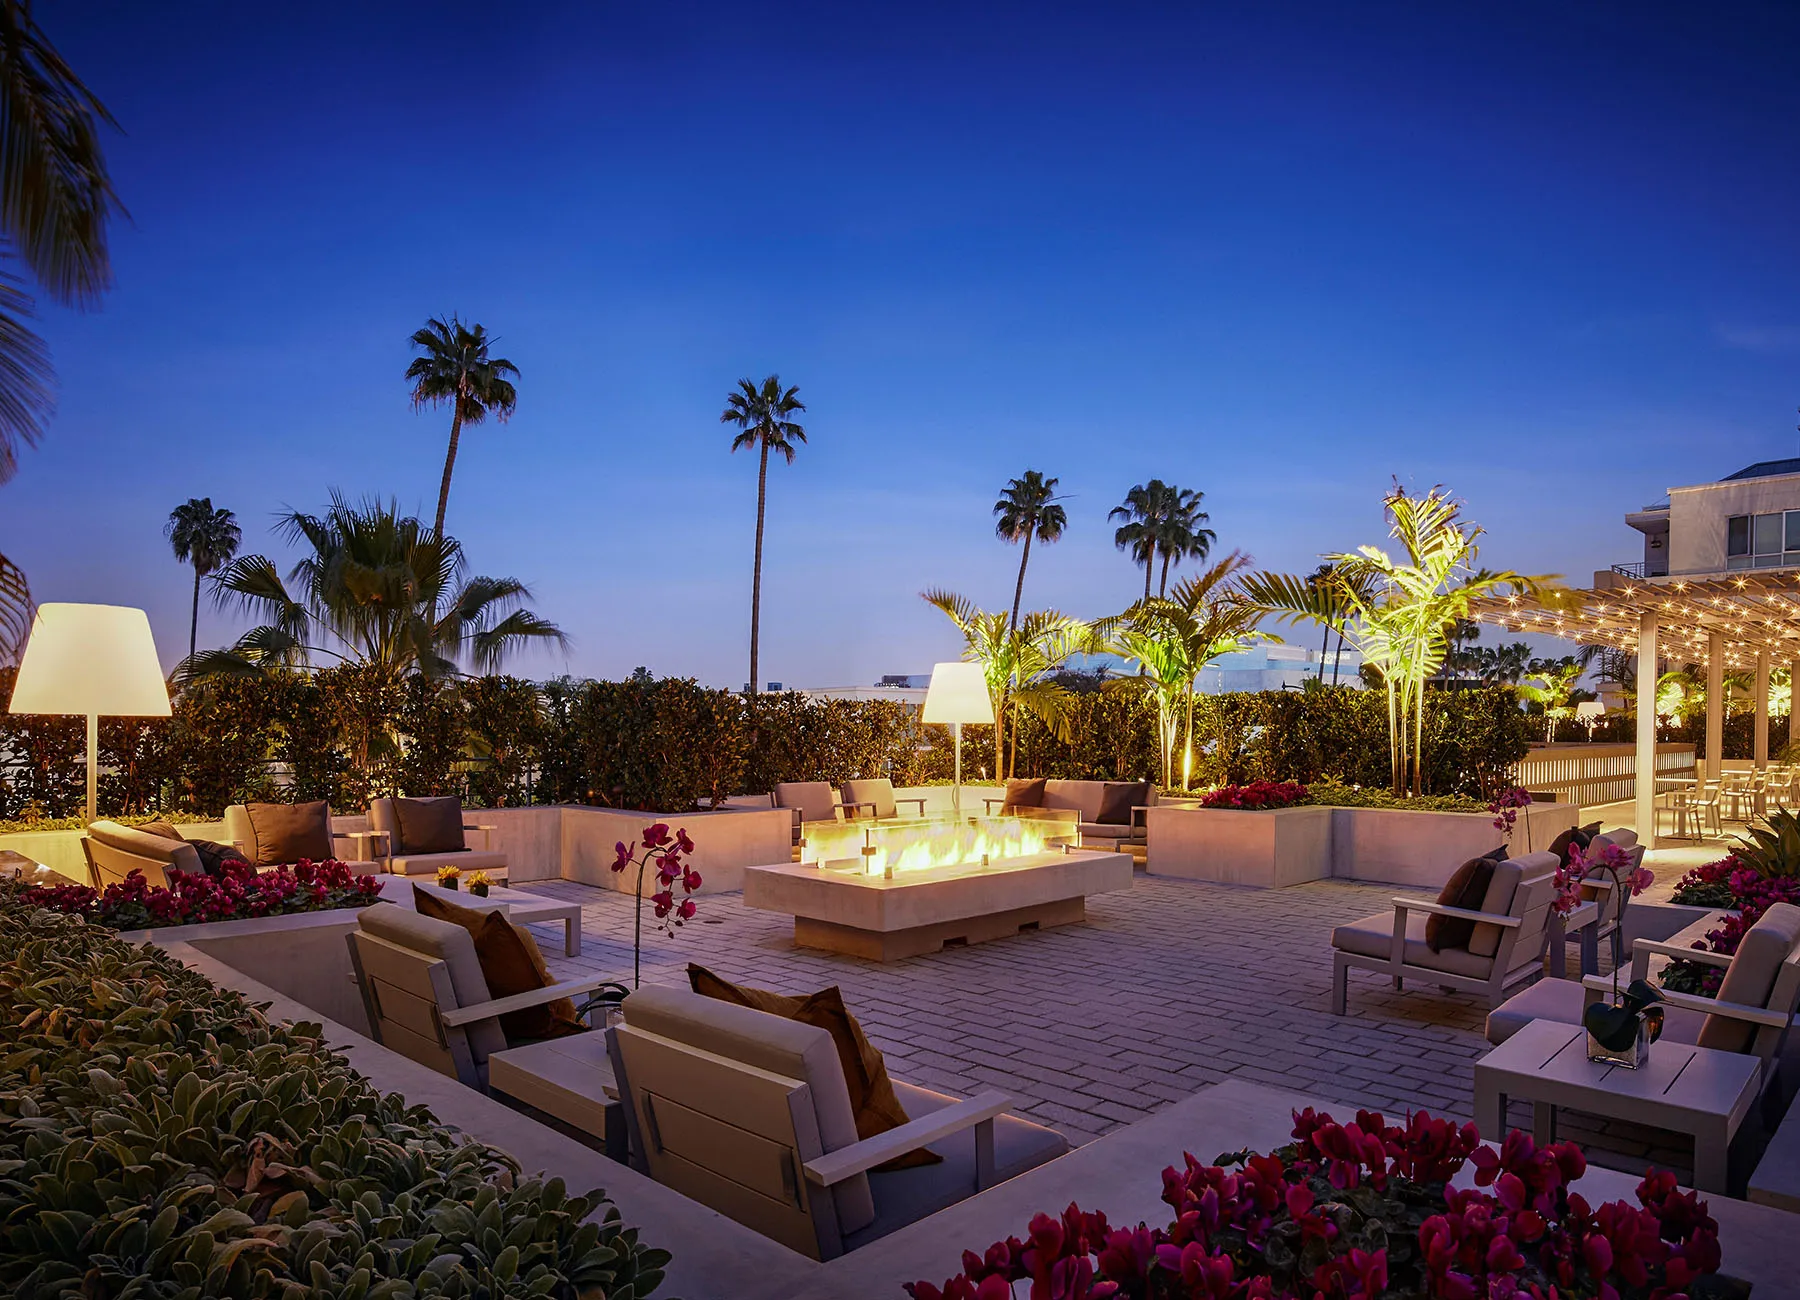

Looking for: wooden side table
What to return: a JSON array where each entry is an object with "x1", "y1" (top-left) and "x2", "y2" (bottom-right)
[
  {"x1": 1474, "y1": 1018, "x2": 1759, "y2": 1193},
  {"x1": 488, "y1": 1030, "x2": 626, "y2": 1161}
]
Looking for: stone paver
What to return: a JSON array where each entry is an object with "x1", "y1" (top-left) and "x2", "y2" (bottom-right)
[{"x1": 515, "y1": 865, "x2": 1697, "y2": 1178}]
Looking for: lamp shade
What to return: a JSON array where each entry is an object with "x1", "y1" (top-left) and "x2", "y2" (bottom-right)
[
  {"x1": 1575, "y1": 701, "x2": 1606, "y2": 723},
  {"x1": 10, "y1": 603, "x2": 171, "y2": 718},
  {"x1": 920, "y1": 661, "x2": 994, "y2": 725}
]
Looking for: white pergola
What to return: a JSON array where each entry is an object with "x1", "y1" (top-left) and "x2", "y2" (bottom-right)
[{"x1": 1472, "y1": 572, "x2": 1800, "y2": 848}]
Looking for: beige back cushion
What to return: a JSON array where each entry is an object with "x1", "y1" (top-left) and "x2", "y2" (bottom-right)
[
  {"x1": 622, "y1": 984, "x2": 875, "y2": 1234},
  {"x1": 1041, "y1": 780, "x2": 1106, "y2": 823},
  {"x1": 774, "y1": 782, "x2": 840, "y2": 823},
  {"x1": 841, "y1": 779, "x2": 898, "y2": 819},
  {"x1": 1697, "y1": 902, "x2": 1800, "y2": 1053},
  {"x1": 1468, "y1": 851, "x2": 1556, "y2": 958},
  {"x1": 86, "y1": 820, "x2": 204, "y2": 873},
  {"x1": 369, "y1": 797, "x2": 399, "y2": 841},
  {"x1": 356, "y1": 903, "x2": 506, "y2": 1065}
]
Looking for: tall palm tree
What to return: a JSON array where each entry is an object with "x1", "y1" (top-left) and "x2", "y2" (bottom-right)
[
  {"x1": 164, "y1": 497, "x2": 241, "y2": 662},
  {"x1": 993, "y1": 470, "x2": 1068, "y2": 629},
  {"x1": 197, "y1": 494, "x2": 563, "y2": 679},
  {"x1": 722, "y1": 375, "x2": 806, "y2": 695},
  {"x1": 406, "y1": 316, "x2": 519, "y2": 538},
  {"x1": 0, "y1": 3, "x2": 123, "y2": 657},
  {"x1": 1152, "y1": 486, "x2": 1215, "y2": 598},
  {"x1": 1110, "y1": 481, "x2": 1170, "y2": 602}
]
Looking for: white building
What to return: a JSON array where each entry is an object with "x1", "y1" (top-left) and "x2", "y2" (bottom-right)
[{"x1": 1620, "y1": 457, "x2": 1800, "y2": 580}]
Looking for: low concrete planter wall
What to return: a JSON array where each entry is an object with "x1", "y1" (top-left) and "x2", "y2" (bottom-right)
[
  {"x1": 1328, "y1": 802, "x2": 1578, "y2": 887},
  {"x1": 1146, "y1": 800, "x2": 1581, "y2": 890},
  {"x1": 1145, "y1": 806, "x2": 1333, "y2": 887}
]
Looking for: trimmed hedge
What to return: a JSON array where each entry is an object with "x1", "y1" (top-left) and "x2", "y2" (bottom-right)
[
  {"x1": 0, "y1": 669, "x2": 1535, "y2": 817},
  {"x1": 0, "y1": 899, "x2": 668, "y2": 1298}
]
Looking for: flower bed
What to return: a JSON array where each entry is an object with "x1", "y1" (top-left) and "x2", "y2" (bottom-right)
[
  {"x1": 1665, "y1": 855, "x2": 1800, "y2": 997},
  {"x1": 907, "y1": 1106, "x2": 1729, "y2": 1300},
  {"x1": 0, "y1": 903, "x2": 669, "y2": 1297},
  {"x1": 16, "y1": 858, "x2": 380, "y2": 931},
  {"x1": 1198, "y1": 781, "x2": 1310, "y2": 810}
]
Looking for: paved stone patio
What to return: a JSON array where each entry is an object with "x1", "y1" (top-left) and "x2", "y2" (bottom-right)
[{"x1": 519, "y1": 845, "x2": 1707, "y2": 1181}]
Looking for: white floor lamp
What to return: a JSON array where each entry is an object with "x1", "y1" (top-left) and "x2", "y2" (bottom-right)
[
  {"x1": 921, "y1": 661, "x2": 994, "y2": 817},
  {"x1": 10, "y1": 604, "x2": 172, "y2": 823}
]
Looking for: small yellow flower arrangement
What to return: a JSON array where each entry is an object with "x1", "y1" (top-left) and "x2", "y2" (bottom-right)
[
  {"x1": 467, "y1": 869, "x2": 492, "y2": 898},
  {"x1": 435, "y1": 864, "x2": 462, "y2": 890}
]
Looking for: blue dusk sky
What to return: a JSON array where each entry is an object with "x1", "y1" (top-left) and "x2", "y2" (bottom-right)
[{"x1": 15, "y1": 2, "x2": 1800, "y2": 686}]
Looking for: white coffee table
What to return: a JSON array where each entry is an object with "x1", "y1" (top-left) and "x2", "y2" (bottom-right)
[
  {"x1": 409, "y1": 878, "x2": 584, "y2": 957},
  {"x1": 1475, "y1": 1017, "x2": 1759, "y2": 1193}
]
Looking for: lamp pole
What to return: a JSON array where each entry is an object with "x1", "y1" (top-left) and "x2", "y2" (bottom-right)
[
  {"x1": 952, "y1": 720, "x2": 963, "y2": 817},
  {"x1": 86, "y1": 713, "x2": 98, "y2": 823}
]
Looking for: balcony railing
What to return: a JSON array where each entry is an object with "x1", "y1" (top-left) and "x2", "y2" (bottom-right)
[{"x1": 1611, "y1": 562, "x2": 1647, "y2": 580}]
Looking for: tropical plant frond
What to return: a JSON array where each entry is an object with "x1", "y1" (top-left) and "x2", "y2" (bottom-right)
[
  {"x1": 0, "y1": 548, "x2": 30, "y2": 662},
  {"x1": 468, "y1": 609, "x2": 567, "y2": 675},
  {"x1": 0, "y1": 276, "x2": 51, "y2": 483}
]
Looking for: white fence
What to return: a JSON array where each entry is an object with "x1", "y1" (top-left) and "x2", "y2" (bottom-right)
[{"x1": 1513, "y1": 742, "x2": 1697, "y2": 807}]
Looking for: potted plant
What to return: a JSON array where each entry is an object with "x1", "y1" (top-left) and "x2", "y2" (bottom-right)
[
  {"x1": 467, "y1": 869, "x2": 492, "y2": 898},
  {"x1": 1556, "y1": 837, "x2": 1662, "y2": 1066},
  {"x1": 435, "y1": 863, "x2": 461, "y2": 891},
  {"x1": 609, "y1": 823, "x2": 703, "y2": 989}
]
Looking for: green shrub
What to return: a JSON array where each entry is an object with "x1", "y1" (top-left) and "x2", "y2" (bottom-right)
[
  {"x1": 0, "y1": 900, "x2": 668, "y2": 1299},
  {"x1": 1302, "y1": 778, "x2": 1488, "y2": 812}
]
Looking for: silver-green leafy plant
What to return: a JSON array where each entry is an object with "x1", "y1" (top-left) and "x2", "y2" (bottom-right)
[{"x1": 0, "y1": 898, "x2": 669, "y2": 1299}]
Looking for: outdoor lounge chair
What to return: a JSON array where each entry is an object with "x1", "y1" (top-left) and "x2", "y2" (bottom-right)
[
  {"x1": 345, "y1": 904, "x2": 609, "y2": 1090},
  {"x1": 982, "y1": 778, "x2": 1159, "y2": 850},
  {"x1": 605, "y1": 984, "x2": 1069, "y2": 1261},
  {"x1": 773, "y1": 781, "x2": 845, "y2": 843},
  {"x1": 223, "y1": 801, "x2": 370, "y2": 869},
  {"x1": 1330, "y1": 850, "x2": 1560, "y2": 1013},
  {"x1": 1486, "y1": 901, "x2": 1800, "y2": 1097},
  {"x1": 82, "y1": 819, "x2": 204, "y2": 889},
  {"x1": 365, "y1": 796, "x2": 508, "y2": 879},
  {"x1": 841, "y1": 778, "x2": 926, "y2": 821},
  {"x1": 1544, "y1": 829, "x2": 1642, "y2": 978}
]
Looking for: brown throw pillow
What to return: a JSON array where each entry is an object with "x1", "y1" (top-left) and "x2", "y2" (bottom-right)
[
  {"x1": 414, "y1": 888, "x2": 581, "y2": 1041},
  {"x1": 1483, "y1": 844, "x2": 1509, "y2": 862},
  {"x1": 1547, "y1": 826, "x2": 1581, "y2": 867},
  {"x1": 1096, "y1": 780, "x2": 1150, "y2": 826},
  {"x1": 192, "y1": 839, "x2": 251, "y2": 876},
  {"x1": 244, "y1": 801, "x2": 334, "y2": 866},
  {"x1": 136, "y1": 820, "x2": 185, "y2": 841},
  {"x1": 395, "y1": 797, "x2": 466, "y2": 855},
  {"x1": 999, "y1": 777, "x2": 1047, "y2": 814},
  {"x1": 1425, "y1": 857, "x2": 1495, "y2": 952},
  {"x1": 688, "y1": 963, "x2": 940, "y2": 1170}
]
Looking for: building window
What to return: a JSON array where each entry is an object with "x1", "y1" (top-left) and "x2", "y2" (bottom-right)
[{"x1": 1726, "y1": 511, "x2": 1800, "y2": 569}]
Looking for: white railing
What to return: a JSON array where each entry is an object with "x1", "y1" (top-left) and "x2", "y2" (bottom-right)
[{"x1": 1513, "y1": 742, "x2": 1696, "y2": 807}]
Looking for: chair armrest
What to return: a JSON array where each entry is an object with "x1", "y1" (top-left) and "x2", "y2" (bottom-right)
[
  {"x1": 1632, "y1": 937, "x2": 1731, "y2": 966},
  {"x1": 440, "y1": 974, "x2": 614, "y2": 1028},
  {"x1": 462, "y1": 823, "x2": 496, "y2": 850},
  {"x1": 1392, "y1": 898, "x2": 1521, "y2": 927},
  {"x1": 802, "y1": 1091, "x2": 1012, "y2": 1186},
  {"x1": 1581, "y1": 975, "x2": 1792, "y2": 1029},
  {"x1": 842, "y1": 801, "x2": 878, "y2": 819},
  {"x1": 896, "y1": 798, "x2": 927, "y2": 816},
  {"x1": 983, "y1": 797, "x2": 1006, "y2": 813}
]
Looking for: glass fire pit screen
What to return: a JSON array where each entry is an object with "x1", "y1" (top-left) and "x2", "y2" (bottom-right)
[{"x1": 799, "y1": 809, "x2": 1081, "y2": 877}]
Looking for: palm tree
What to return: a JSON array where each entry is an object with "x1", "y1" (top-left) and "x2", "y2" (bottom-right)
[
  {"x1": 198, "y1": 494, "x2": 563, "y2": 679},
  {"x1": 164, "y1": 498, "x2": 241, "y2": 662},
  {"x1": 0, "y1": 4, "x2": 123, "y2": 655},
  {"x1": 722, "y1": 375, "x2": 806, "y2": 695},
  {"x1": 1518, "y1": 659, "x2": 1587, "y2": 742},
  {"x1": 1110, "y1": 481, "x2": 1169, "y2": 602},
  {"x1": 1098, "y1": 552, "x2": 1271, "y2": 788},
  {"x1": 406, "y1": 316, "x2": 519, "y2": 538},
  {"x1": 1152, "y1": 486, "x2": 1215, "y2": 598},
  {"x1": 922, "y1": 592, "x2": 1088, "y2": 778},
  {"x1": 993, "y1": 470, "x2": 1068, "y2": 629}
]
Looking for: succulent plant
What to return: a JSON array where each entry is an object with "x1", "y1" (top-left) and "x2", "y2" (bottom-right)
[
  {"x1": 0, "y1": 896, "x2": 669, "y2": 1298},
  {"x1": 1729, "y1": 807, "x2": 1800, "y2": 879}
]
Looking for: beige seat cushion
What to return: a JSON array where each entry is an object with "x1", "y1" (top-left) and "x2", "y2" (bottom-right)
[
  {"x1": 622, "y1": 984, "x2": 876, "y2": 1234},
  {"x1": 390, "y1": 849, "x2": 508, "y2": 878},
  {"x1": 1331, "y1": 910, "x2": 1493, "y2": 980},
  {"x1": 1485, "y1": 976, "x2": 1707, "y2": 1046},
  {"x1": 1697, "y1": 902, "x2": 1800, "y2": 1052},
  {"x1": 842, "y1": 779, "x2": 898, "y2": 819},
  {"x1": 1078, "y1": 822, "x2": 1133, "y2": 840},
  {"x1": 843, "y1": 1080, "x2": 1069, "y2": 1251},
  {"x1": 355, "y1": 903, "x2": 507, "y2": 1066},
  {"x1": 774, "y1": 782, "x2": 841, "y2": 824}
]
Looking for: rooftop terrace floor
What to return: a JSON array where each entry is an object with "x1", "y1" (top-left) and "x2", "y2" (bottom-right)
[{"x1": 518, "y1": 809, "x2": 1739, "y2": 1184}]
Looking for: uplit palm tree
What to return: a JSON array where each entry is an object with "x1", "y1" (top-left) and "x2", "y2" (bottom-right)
[
  {"x1": 1098, "y1": 552, "x2": 1271, "y2": 788},
  {"x1": 722, "y1": 375, "x2": 806, "y2": 695},
  {"x1": 164, "y1": 497, "x2": 241, "y2": 662},
  {"x1": 406, "y1": 316, "x2": 519, "y2": 538},
  {"x1": 197, "y1": 495, "x2": 563, "y2": 679},
  {"x1": 993, "y1": 470, "x2": 1068, "y2": 629},
  {"x1": 1110, "y1": 481, "x2": 1168, "y2": 602},
  {"x1": 922, "y1": 591, "x2": 1089, "y2": 778},
  {"x1": 0, "y1": 3, "x2": 123, "y2": 658},
  {"x1": 1242, "y1": 561, "x2": 1377, "y2": 689},
  {"x1": 1518, "y1": 659, "x2": 1587, "y2": 742}
]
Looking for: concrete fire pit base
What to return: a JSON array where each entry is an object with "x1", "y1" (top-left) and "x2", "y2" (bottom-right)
[{"x1": 742, "y1": 849, "x2": 1131, "y2": 961}]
